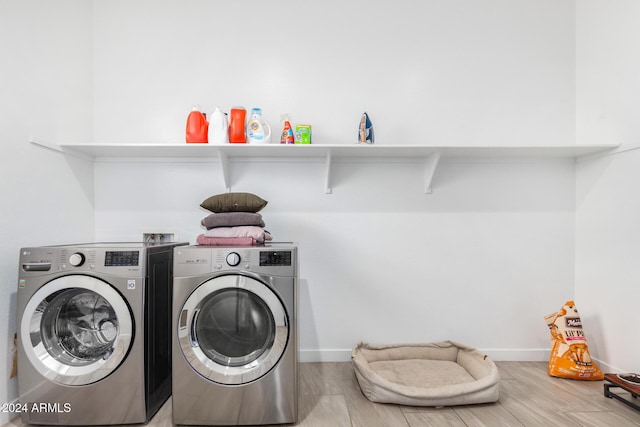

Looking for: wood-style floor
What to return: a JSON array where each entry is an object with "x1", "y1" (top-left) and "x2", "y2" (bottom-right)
[{"x1": 5, "y1": 362, "x2": 640, "y2": 426}]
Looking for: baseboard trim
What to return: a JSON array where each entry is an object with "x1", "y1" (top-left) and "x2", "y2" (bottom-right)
[
  {"x1": 592, "y1": 357, "x2": 626, "y2": 374},
  {"x1": 298, "y1": 348, "x2": 551, "y2": 363},
  {"x1": 481, "y1": 348, "x2": 550, "y2": 362}
]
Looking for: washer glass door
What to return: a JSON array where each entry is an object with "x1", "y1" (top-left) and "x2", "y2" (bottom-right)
[
  {"x1": 21, "y1": 275, "x2": 133, "y2": 386},
  {"x1": 178, "y1": 274, "x2": 288, "y2": 385}
]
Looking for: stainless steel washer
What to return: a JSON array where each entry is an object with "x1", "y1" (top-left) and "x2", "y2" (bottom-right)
[
  {"x1": 172, "y1": 244, "x2": 297, "y2": 426},
  {"x1": 17, "y1": 242, "x2": 186, "y2": 425}
]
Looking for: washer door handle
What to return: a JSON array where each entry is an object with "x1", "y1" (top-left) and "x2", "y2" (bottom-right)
[
  {"x1": 179, "y1": 309, "x2": 189, "y2": 329},
  {"x1": 189, "y1": 308, "x2": 200, "y2": 347}
]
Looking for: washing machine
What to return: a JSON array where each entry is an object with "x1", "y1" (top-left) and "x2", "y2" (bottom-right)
[
  {"x1": 172, "y1": 244, "x2": 297, "y2": 426},
  {"x1": 16, "y1": 241, "x2": 187, "y2": 425}
]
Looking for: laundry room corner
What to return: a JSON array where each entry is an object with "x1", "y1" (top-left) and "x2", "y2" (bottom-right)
[
  {"x1": 0, "y1": 2, "x2": 94, "y2": 423},
  {"x1": 574, "y1": 0, "x2": 640, "y2": 375}
]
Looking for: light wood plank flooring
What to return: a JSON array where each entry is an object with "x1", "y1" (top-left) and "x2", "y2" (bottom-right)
[{"x1": 4, "y1": 362, "x2": 640, "y2": 426}]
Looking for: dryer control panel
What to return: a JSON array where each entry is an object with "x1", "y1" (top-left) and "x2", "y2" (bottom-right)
[{"x1": 174, "y1": 245, "x2": 297, "y2": 278}]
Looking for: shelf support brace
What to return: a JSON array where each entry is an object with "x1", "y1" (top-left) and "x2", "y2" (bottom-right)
[
  {"x1": 30, "y1": 137, "x2": 64, "y2": 153},
  {"x1": 324, "y1": 150, "x2": 333, "y2": 194},
  {"x1": 424, "y1": 151, "x2": 441, "y2": 194},
  {"x1": 218, "y1": 149, "x2": 231, "y2": 192},
  {"x1": 29, "y1": 137, "x2": 92, "y2": 161}
]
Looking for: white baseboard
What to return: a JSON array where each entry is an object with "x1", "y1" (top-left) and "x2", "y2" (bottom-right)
[
  {"x1": 592, "y1": 357, "x2": 625, "y2": 374},
  {"x1": 481, "y1": 348, "x2": 550, "y2": 362},
  {"x1": 298, "y1": 348, "x2": 551, "y2": 363}
]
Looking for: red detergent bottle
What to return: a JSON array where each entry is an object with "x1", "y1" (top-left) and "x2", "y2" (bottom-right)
[
  {"x1": 229, "y1": 106, "x2": 247, "y2": 143},
  {"x1": 185, "y1": 105, "x2": 208, "y2": 143}
]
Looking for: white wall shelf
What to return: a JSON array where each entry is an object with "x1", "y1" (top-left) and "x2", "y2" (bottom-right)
[{"x1": 31, "y1": 140, "x2": 620, "y2": 194}]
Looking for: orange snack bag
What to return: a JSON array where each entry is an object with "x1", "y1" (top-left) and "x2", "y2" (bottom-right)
[{"x1": 544, "y1": 300, "x2": 603, "y2": 380}]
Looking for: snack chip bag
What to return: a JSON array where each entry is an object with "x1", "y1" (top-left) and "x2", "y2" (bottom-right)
[{"x1": 544, "y1": 300, "x2": 603, "y2": 380}]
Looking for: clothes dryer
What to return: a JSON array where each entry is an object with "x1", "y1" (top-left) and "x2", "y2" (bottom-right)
[
  {"x1": 17, "y1": 242, "x2": 186, "y2": 425},
  {"x1": 172, "y1": 244, "x2": 297, "y2": 426}
]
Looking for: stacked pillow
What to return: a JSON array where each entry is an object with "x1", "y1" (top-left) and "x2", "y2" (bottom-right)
[{"x1": 197, "y1": 192, "x2": 272, "y2": 246}]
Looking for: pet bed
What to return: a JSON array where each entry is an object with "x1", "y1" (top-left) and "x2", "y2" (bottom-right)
[{"x1": 352, "y1": 341, "x2": 500, "y2": 407}]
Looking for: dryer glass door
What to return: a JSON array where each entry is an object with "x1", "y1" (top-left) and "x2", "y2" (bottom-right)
[
  {"x1": 178, "y1": 274, "x2": 288, "y2": 385},
  {"x1": 196, "y1": 288, "x2": 275, "y2": 367},
  {"x1": 21, "y1": 275, "x2": 133, "y2": 386}
]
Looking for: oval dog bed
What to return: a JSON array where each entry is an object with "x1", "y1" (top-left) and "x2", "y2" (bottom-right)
[{"x1": 352, "y1": 341, "x2": 500, "y2": 407}]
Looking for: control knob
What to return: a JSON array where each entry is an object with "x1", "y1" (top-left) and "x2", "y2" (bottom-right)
[
  {"x1": 69, "y1": 252, "x2": 85, "y2": 267},
  {"x1": 226, "y1": 252, "x2": 241, "y2": 267}
]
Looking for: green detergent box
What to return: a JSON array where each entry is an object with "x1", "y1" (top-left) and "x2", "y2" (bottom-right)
[{"x1": 295, "y1": 124, "x2": 312, "y2": 144}]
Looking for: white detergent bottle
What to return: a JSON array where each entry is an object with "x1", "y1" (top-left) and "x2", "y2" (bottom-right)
[
  {"x1": 247, "y1": 107, "x2": 272, "y2": 144},
  {"x1": 208, "y1": 106, "x2": 229, "y2": 144}
]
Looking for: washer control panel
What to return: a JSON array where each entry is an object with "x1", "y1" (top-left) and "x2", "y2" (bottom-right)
[
  {"x1": 174, "y1": 245, "x2": 297, "y2": 277},
  {"x1": 222, "y1": 251, "x2": 292, "y2": 267},
  {"x1": 19, "y1": 244, "x2": 149, "y2": 276}
]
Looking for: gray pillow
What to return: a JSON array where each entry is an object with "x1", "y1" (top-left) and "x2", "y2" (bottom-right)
[
  {"x1": 201, "y1": 212, "x2": 265, "y2": 229},
  {"x1": 200, "y1": 192, "x2": 268, "y2": 213}
]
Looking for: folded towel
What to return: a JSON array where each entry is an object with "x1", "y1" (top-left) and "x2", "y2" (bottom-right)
[
  {"x1": 201, "y1": 212, "x2": 265, "y2": 229},
  {"x1": 196, "y1": 235, "x2": 258, "y2": 246},
  {"x1": 203, "y1": 226, "x2": 272, "y2": 243}
]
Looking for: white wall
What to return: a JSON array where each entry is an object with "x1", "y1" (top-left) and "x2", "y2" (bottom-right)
[
  {"x1": 91, "y1": 0, "x2": 576, "y2": 147},
  {"x1": 575, "y1": 0, "x2": 640, "y2": 373},
  {"x1": 0, "y1": 1, "x2": 95, "y2": 421},
  {"x1": 95, "y1": 158, "x2": 577, "y2": 361},
  {"x1": 92, "y1": 0, "x2": 578, "y2": 361}
]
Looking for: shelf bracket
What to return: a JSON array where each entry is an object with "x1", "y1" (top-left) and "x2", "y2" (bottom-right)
[
  {"x1": 218, "y1": 149, "x2": 231, "y2": 192},
  {"x1": 30, "y1": 137, "x2": 64, "y2": 153},
  {"x1": 424, "y1": 151, "x2": 441, "y2": 194},
  {"x1": 29, "y1": 137, "x2": 92, "y2": 161},
  {"x1": 324, "y1": 150, "x2": 333, "y2": 194}
]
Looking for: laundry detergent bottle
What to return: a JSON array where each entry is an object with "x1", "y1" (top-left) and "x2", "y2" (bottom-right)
[
  {"x1": 208, "y1": 106, "x2": 229, "y2": 144},
  {"x1": 185, "y1": 105, "x2": 208, "y2": 143},
  {"x1": 247, "y1": 108, "x2": 272, "y2": 144},
  {"x1": 280, "y1": 113, "x2": 294, "y2": 144},
  {"x1": 228, "y1": 106, "x2": 247, "y2": 143}
]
